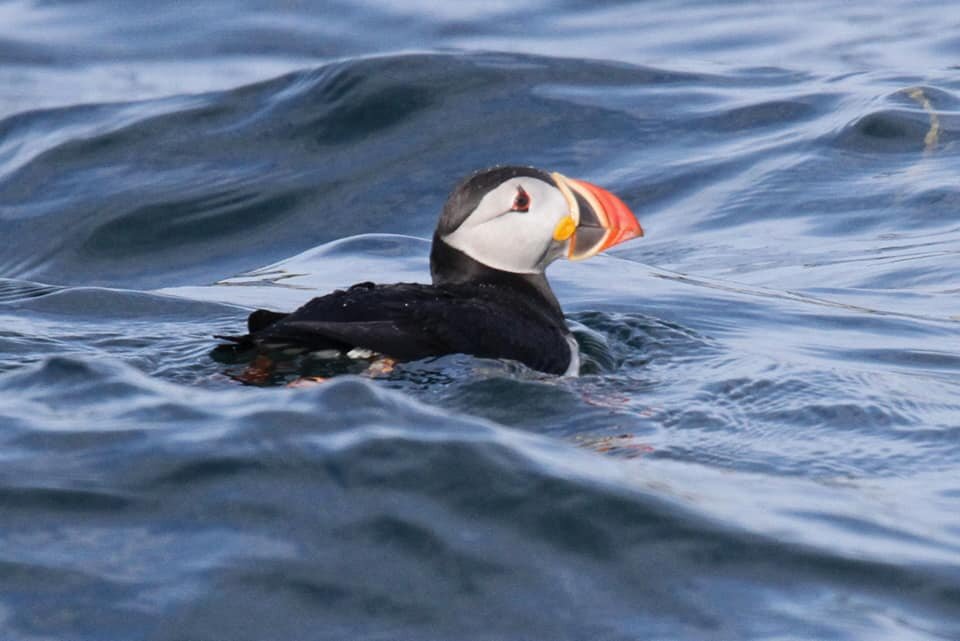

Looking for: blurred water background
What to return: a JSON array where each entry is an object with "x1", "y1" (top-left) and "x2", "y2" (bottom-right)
[{"x1": 2, "y1": 1, "x2": 960, "y2": 639}]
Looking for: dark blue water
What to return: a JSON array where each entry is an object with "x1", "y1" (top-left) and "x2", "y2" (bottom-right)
[{"x1": 3, "y1": 2, "x2": 960, "y2": 639}]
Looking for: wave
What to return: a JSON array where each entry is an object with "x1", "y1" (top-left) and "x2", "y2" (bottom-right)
[{"x1": 0, "y1": 355, "x2": 957, "y2": 639}]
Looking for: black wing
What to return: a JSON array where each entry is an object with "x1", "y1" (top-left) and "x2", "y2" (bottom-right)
[{"x1": 232, "y1": 282, "x2": 571, "y2": 374}]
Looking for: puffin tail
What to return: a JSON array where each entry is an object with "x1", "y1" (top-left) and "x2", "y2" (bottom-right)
[
  {"x1": 213, "y1": 309, "x2": 290, "y2": 347},
  {"x1": 247, "y1": 309, "x2": 289, "y2": 333}
]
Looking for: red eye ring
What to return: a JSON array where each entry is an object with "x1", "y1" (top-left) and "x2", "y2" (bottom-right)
[{"x1": 512, "y1": 187, "x2": 530, "y2": 212}]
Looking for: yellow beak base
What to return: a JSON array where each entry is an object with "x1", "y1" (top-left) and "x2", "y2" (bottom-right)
[{"x1": 553, "y1": 215, "x2": 576, "y2": 242}]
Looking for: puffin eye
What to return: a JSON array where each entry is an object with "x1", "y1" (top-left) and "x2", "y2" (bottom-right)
[{"x1": 511, "y1": 187, "x2": 530, "y2": 213}]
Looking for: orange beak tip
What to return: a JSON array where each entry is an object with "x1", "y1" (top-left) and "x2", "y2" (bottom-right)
[{"x1": 569, "y1": 178, "x2": 644, "y2": 251}]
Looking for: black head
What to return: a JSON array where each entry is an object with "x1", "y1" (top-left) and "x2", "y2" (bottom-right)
[
  {"x1": 429, "y1": 164, "x2": 643, "y2": 287},
  {"x1": 435, "y1": 166, "x2": 557, "y2": 237},
  {"x1": 433, "y1": 166, "x2": 580, "y2": 282}
]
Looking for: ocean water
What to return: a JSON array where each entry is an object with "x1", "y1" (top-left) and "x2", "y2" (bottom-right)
[{"x1": 2, "y1": 1, "x2": 960, "y2": 639}]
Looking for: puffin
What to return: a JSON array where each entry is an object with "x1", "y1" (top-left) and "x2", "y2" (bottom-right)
[{"x1": 216, "y1": 166, "x2": 643, "y2": 376}]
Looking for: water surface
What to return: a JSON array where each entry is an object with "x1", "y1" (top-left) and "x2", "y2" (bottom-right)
[{"x1": 2, "y1": 2, "x2": 960, "y2": 639}]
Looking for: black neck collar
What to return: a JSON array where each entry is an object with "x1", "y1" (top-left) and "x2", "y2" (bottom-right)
[{"x1": 429, "y1": 235, "x2": 565, "y2": 326}]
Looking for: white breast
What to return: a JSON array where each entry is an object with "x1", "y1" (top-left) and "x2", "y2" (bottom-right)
[{"x1": 563, "y1": 334, "x2": 580, "y2": 377}]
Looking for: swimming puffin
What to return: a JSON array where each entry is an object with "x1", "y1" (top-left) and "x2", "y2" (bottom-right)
[{"x1": 216, "y1": 166, "x2": 643, "y2": 376}]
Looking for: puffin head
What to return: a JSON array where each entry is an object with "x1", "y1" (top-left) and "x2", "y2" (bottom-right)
[{"x1": 432, "y1": 166, "x2": 643, "y2": 278}]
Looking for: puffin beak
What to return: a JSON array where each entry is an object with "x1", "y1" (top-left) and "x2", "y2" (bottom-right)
[{"x1": 551, "y1": 173, "x2": 644, "y2": 261}]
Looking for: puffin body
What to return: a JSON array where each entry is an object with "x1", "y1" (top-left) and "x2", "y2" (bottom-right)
[{"x1": 217, "y1": 166, "x2": 643, "y2": 376}]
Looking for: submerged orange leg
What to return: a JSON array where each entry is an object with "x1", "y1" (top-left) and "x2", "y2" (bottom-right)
[
  {"x1": 286, "y1": 376, "x2": 328, "y2": 388},
  {"x1": 574, "y1": 433, "x2": 655, "y2": 458},
  {"x1": 365, "y1": 357, "x2": 396, "y2": 377},
  {"x1": 232, "y1": 354, "x2": 276, "y2": 385}
]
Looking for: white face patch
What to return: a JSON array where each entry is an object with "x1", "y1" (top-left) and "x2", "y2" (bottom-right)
[{"x1": 441, "y1": 177, "x2": 571, "y2": 274}]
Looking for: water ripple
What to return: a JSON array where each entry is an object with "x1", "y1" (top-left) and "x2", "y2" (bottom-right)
[{"x1": 0, "y1": 357, "x2": 958, "y2": 639}]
